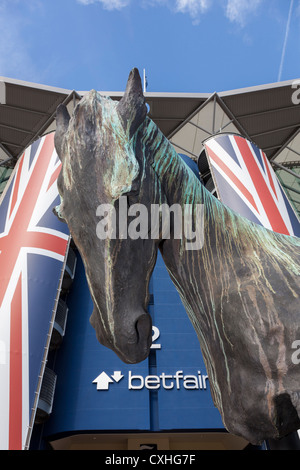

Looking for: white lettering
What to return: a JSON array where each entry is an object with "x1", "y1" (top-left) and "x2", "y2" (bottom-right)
[
  {"x1": 95, "y1": 199, "x2": 205, "y2": 250},
  {"x1": 128, "y1": 370, "x2": 208, "y2": 391},
  {"x1": 145, "y1": 375, "x2": 160, "y2": 390},
  {"x1": 96, "y1": 369, "x2": 209, "y2": 392},
  {"x1": 292, "y1": 340, "x2": 300, "y2": 365},
  {"x1": 160, "y1": 372, "x2": 174, "y2": 389},
  {"x1": 292, "y1": 80, "x2": 300, "y2": 105},
  {"x1": 149, "y1": 455, "x2": 196, "y2": 465},
  {"x1": 184, "y1": 204, "x2": 204, "y2": 250},
  {"x1": 183, "y1": 375, "x2": 198, "y2": 389},
  {"x1": 96, "y1": 204, "x2": 116, "y2": 239},
  {"x1": 128, "y1": 203, "x2": 149, "y2": 240},
  {"x1": 128, "y1": 372, "x2": 144, "y2": 390},
  {"x1": 105, "y1": 455, "x2": 139, "y2": 467},
  {"x1": 174, "y1": 370, "x2": 183, "y2": 389},
  {"x1": 118, "y1": 196, "x2": 128, "y2": 239},
  {"x1": 150, "y1": 326, "x2": 161, "y2": 349}
]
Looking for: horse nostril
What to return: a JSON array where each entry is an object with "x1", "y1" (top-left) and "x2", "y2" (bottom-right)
[{"x1": 135, "y1": 313, "x2": 152, "y2": 347}]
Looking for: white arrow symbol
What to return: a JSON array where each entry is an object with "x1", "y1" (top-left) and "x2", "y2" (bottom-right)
[
  {"x1": 93, "y1": 372, "x2": 114, "y2": 391},
  {"x1": 111, "y1": 371, "x2": 124, "y2": 382}
]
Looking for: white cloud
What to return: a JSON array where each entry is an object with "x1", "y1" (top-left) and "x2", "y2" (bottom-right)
[
  {"x1": 142, "y1": 0, "x2": 211, "y2": 20},
  {"x1": 77, "y1": 0, "x2": 264, "y2": 25},
  {"x1": 225, "y1": 0, "x2": 263, "y2": 26},
  {"x1": 77, "y1": 0, "x2": 130, "y2": 9},
  {"x1": 175, "y1": 0, "x2": 212, "y2": 18}
]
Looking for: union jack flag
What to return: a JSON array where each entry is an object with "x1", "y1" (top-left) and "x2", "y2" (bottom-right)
[
  {"x1": 204, "y1": 133, "x2": 300, "y2": 237},
  {"x1": 0, "y1": 133, "x2": 69, "y2": 450}
]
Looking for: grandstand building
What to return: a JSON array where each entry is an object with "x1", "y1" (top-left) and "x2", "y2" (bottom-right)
[{"x1": 0, "y1": 76, "x2": 299, "y2": 450}]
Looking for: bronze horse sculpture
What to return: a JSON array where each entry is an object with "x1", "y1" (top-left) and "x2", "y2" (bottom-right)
[{"x1": 54, "y1": 68, "x2": 300, "y2": 445}]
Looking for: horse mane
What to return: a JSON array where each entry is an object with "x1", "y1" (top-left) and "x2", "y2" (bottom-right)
[{"x1": 139, "y1": 115, "x2": 300, "y2": 279}]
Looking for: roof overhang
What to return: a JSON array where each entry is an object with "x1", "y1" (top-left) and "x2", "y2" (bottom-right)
[
  {"x1": 1, "y1": 76, "x2": 299, "y2": 213},
  {"x1": 0, "y1": 76, "x2": 77, "y2": 165},
  {"x1": 1, "y1": 76, "x2": 300, "y2": 164}
]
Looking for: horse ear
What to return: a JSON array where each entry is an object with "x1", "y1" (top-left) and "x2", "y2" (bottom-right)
[
  {"x1": 55, "y1": 104, "x2": 70, "y2": 158},
  {"x1": 117, "y1": 68, "x2": 147, "y2": 139}
]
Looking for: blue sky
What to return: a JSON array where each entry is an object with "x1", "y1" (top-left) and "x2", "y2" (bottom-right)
[{"x1": 0, "y1": 0, "x2": 300, "y2": 94}]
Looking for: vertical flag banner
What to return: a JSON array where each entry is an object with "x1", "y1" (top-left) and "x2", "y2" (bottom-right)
[
  {"x1": 204, "y1": 133, "x2": 300, "y2": 237},
  {"x1": 0, "y1": 133, "x2": 70, "y2": 450}
]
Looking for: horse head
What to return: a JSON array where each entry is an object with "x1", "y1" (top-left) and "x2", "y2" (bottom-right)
[{"x1": 54, "y1": 69, "x2": 165, "y2": 364}]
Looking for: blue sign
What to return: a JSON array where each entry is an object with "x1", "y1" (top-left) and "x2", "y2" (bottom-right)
[
  {"x1": 43, "y1": 251, "x2": 223, "y2": 438},
  {"x1": 151, "y1": 253, "x2": 223, "y2": 430}
]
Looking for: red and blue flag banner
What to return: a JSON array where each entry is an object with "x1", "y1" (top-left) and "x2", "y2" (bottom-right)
[
  {"x1": 204, "y1": 133, "x2": 300, "y2": 237},
  {"x1": 0, "y1": 133, "x2": 70, "y2": 450}
]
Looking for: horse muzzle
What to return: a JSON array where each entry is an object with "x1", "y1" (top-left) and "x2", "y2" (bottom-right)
[
  {"x1": 90, "y1": 308, "x2": 152, "y2": 364},
  {"x1": 116, "y1": 313, "x2": 152, "y2": 364}
]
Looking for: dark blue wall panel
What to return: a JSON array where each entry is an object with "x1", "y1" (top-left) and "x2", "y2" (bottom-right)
[
  {"x1": 151, "y1": 252, "x2": 223, "y2": 430},
  {"x1": 43, "y1": 254, "x2": 151, "y2": 437},
  {"x1": 43, "y1": 250, "x2": 223, "y2": 441}
]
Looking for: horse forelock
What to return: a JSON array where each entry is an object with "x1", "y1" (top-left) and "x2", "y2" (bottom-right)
[{"x1": 60, "y1": 89, "x2": 141, "y2": 201}]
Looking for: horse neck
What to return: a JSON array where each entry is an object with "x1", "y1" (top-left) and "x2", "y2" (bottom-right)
[
  {"x1": 139, "y1": 117, "x2": 212, "y2": 295},
  {"x1": 141, "y1": 117, "x2": 204, "y2": 207},
  {"x1": 139, "y1": 119, "x2": 238, "y2": 315},
  {"x1": 140, "y1": 121, "x2": 300, "y2": 348}
]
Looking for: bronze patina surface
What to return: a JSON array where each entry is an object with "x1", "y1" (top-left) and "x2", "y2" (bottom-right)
[{"x1": 54, "y1": 69, "x2": 300, "y2": 445}]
